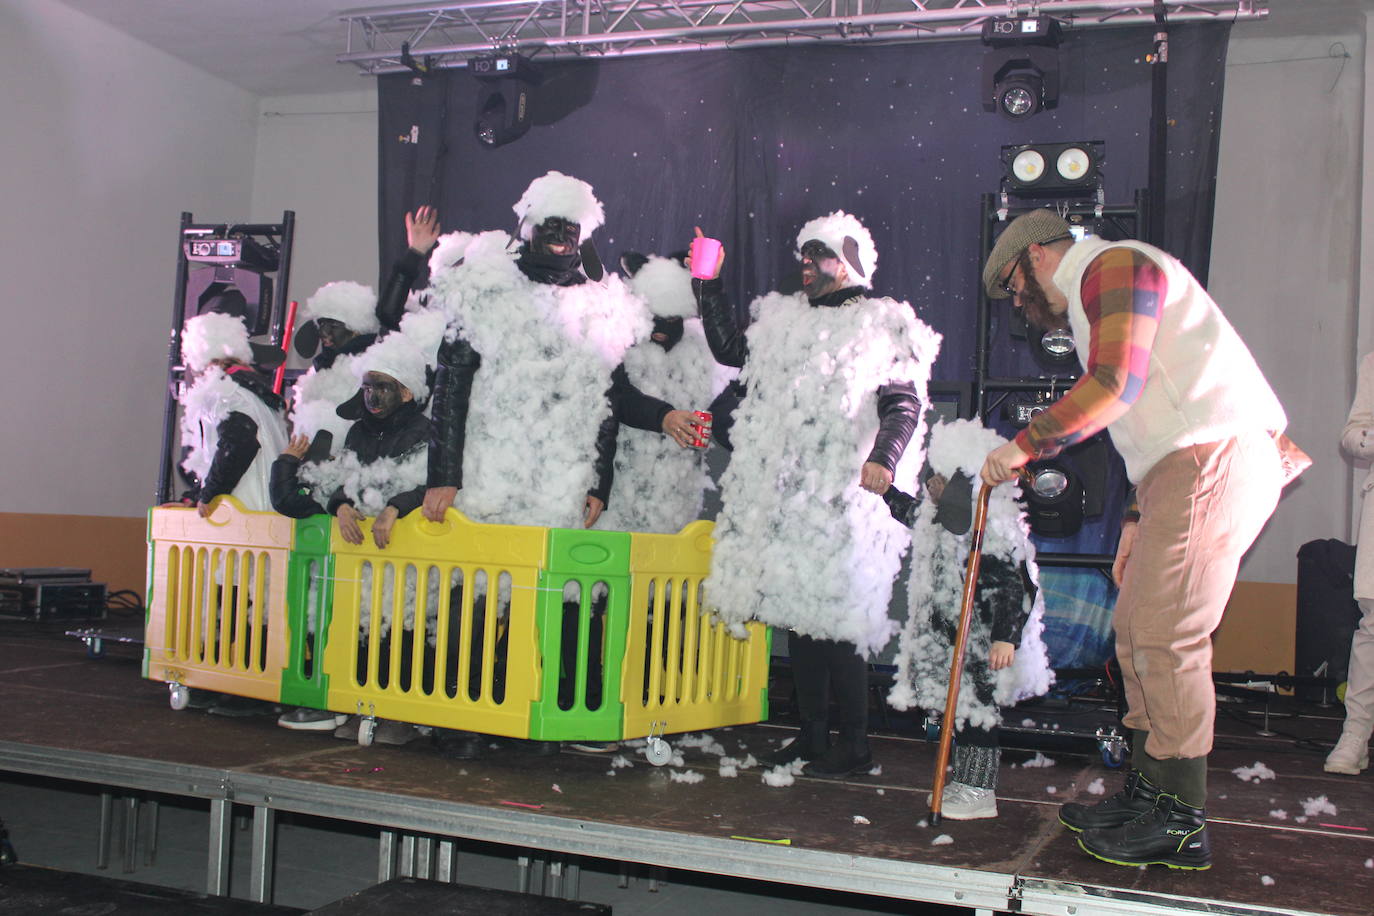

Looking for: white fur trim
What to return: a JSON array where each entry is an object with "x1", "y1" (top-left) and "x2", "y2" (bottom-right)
[
  {"x1": 627, "y1": 256, "x2": 696, "y2": 319},
  {"x1": 302, "y1": 281, "x2": 379, "y2": 334},
  {"x1": 182, "y1": 313, "x2": 252, "y2": 372},
  {"x1": 513, "y1": 171, "x2": 605, "y2": 240},
  {"x1": 795, "y1": 211, "x2": 878, "y2": 289}
]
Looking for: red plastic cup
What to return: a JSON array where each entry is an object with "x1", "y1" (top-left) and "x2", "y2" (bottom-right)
[
  {"x1": 690, "y1": 236, "x2": 722, "y2": 280},
  {"x1": 689, "y1": 410, "x2": 713, "y2": 448}
]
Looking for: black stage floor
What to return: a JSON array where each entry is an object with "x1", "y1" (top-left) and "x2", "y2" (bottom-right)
[{"x1": 1, "y1": 628, "x2": 1370, "y2": 916}]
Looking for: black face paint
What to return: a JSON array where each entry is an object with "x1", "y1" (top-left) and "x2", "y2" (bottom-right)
[
  {"x1": 531, "y1": 217, "x2": 581, "y2": 258},
  {"x1": 317, "y1": 318, "x2": 354, "y2": 351},
  {"x1": 799, "y1": 239, "x2": 846, "y2": 299},
  {"x1": 361, "y1": 372, "x2": 406, "y2": 419},
  {"x1": 650, "y1": 315, "x2": 685, "y2": 352}
]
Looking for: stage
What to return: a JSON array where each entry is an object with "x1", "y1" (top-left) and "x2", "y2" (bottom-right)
[{"x1": 0, "y1": 628, "x2": 1369, "y2": 916}]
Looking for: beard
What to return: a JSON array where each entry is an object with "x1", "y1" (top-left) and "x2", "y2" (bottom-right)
[{"x1": 1019, "y1": 268, "x2": 1069, "y2": 332}]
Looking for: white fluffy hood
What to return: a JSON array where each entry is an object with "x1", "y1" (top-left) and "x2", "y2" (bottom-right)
[
  {"x1": 795, "y1": 210, "x2": 878, "y2": 289},
  {"x1": 355, "y1": 332, "x2": 430, "y2": 401},
  {"x1": 513, "y1": 171, "x2": 604, "y2": 240},
  {"x1": 627, "y1": 255, "x2": 696, "y2": 319},
  {"x1": 182, "y1": 313, "x2": 252, "y2": 372},
  {"x1": 302, "y1": 281, "x2": 379, "y2": 334}
]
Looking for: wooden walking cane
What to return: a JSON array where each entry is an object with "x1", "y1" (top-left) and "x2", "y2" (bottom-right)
[{"x1": 928, "y1": 480, "x2": 994, "y2": 825}]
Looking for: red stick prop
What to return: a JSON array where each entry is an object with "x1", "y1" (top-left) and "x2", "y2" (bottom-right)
[{"x1": 273, "y1": 300, "x2": 298, "y2": 396}]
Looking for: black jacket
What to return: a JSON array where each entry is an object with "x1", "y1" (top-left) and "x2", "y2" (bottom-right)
[
  {"x1": 427, "y1": 247, "x2": 622, "y2": 505},
  {"x1": 270, "y1": 400, "x2": 429, "y2": 520},
  {"x1": 184, "y1": 367, "x2": 284, "y2": 504},
  {"x1": 693, "y1": 277, "x2": 921, "y2": 472}
]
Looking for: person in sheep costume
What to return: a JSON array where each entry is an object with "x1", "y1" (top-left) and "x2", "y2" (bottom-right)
[
  {"x1": 421, "y1": 171, "x2": 652, "y2": 759},
  {"x1": 177, "y1": 312, "x2": 288, "y2": 515},
  {"x1": 694, "y1": 212, "x2": 941, "y2": 779},
  {"x1": 422, "y1": 171, "x2": 651, "y2": 529},
  {"x1": 597, "y1": 253, "x2": 736, "y2": 533},
  {"x1": 885, "y1": 418, "x2": 1051, "y2": 820}
]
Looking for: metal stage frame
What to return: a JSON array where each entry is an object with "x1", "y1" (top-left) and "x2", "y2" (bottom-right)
[{"x1": 337, "y1": 1, "x2": 1267, "y2": 72}]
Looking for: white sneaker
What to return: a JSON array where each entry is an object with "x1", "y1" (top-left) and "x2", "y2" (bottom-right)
[
  {"x1": 927, "y1": 782, "x2": 998, "y2": 820},
  {"x1": 1324, "y1": 731, "x2": 1371, "y2": 775}
]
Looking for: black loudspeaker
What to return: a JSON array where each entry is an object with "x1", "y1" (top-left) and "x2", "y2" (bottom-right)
[
  {"x1": 185, "y1": 265, "x2": 272, "y2": 336},
  {"x1": 1294, "y1": 538, "x2": 1362, "y2": 701}
]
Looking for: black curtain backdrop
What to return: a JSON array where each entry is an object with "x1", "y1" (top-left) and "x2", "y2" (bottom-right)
[
  {"x1": 376, "y1": 25, "x2": 1228, "y2": 557},
  {"x1": 378, "y1": 23, "x2": 1229, "y2": 387}
]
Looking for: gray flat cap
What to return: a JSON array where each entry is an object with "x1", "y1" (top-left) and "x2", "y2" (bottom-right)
[{"x1": 982, "y1": 209, "x2": 1072, "y2": 299}]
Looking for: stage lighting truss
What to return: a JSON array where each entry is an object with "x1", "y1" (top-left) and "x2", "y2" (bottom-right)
[
  {"x1": 338, "y1": 2, "x2": 1265, "y2": 72},
  {"x1": 1002, "y1": 141, "x2": 1104, "y2": 198}
]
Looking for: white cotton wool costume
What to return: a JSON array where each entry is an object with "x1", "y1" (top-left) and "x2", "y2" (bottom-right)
[
  {"x1": 887, "y1": 419, "x2": 1053, "y2": 731},
  {"x1": 289, "y1": 353, "x2": 364, "y2": 447},
  {"x1": 301, "y1": 281, "x2": 379, "y2": 334},
  {"x1": 179, "y1": 367, "x2": 288, "y2": 512},
  {"x1": 429, "y1": 230, "x2": 651, "y2": 528},
  {"x1": 704, "y1": 287, "x2": 941, "y2": 656},
  {"x1": 599, "y1": 256, "x2": 737, "y2": 534}
]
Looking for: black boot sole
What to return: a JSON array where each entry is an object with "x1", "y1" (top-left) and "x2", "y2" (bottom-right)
[{"x1": 1076, "y1": 835, "x2": 1211, "y2": 871}]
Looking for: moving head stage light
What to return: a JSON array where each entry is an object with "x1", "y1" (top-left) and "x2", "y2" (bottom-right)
[
  {"x1": 982, "y1": 15, "x2": 1062, "y2": 121},
  {"x1": 182, "y1": 228, "x2": 280, "y2": 337}
]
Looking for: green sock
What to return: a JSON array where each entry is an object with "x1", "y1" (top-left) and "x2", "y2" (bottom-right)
[
  {"x1": 1129, "y1": 729, "x2": 1162, "y2": 784},
  {"x1": 1149, "y1": 755, "x2": 1207, "y2": 809}
]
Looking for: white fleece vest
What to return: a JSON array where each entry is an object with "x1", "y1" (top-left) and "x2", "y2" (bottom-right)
[
  {"x1": 179, "y1": 369, "x2": 288, "y2": 512},
  {"x1": 1055, "y1": 237, "x2": 1286, "y2": 483}
]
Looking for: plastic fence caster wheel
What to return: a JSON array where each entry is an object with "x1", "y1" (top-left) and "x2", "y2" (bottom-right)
[
  {"x1": 168, "y1": 685, "x2": 190, "y2": 711},
  {"x1": 357, "y1": 719, "x2": 376, "y2": 747},
  {"x1": 86, "y1": 637, "x2": 104, "y2": 659},
  {"x1": 1101, "y1": 742, "x2": 1125, "y2": 768},
  {"x1": 645, "y1": 737, "x2": 672, "y2": 766}
]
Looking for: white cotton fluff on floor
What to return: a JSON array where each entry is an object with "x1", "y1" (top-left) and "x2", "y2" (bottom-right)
[
  {"x1": 887, "y1": 419, "x2": 1052, "y2": 731},
  {"x1": 1365, "y1": 858, "x2": 1373, "y2": 869},
  {"x1": 1231, "y1": 762, "x2": 1276, "y2": 783},
  {"x1": 1020, "y1": 752, "x2": 1056, "y2": 768},
  {"x1": 1087, "y1": 778, "x2": 1106, "y2": 796},
  {"x1": 718, "y1": 763, "x2": 739, "y2": 778},
  {"x1": 611, "y1": 755, "x2": 634, "y2": 769},
  {"x1": 762, "y1": 766, "x2": 796, "y2": 787},
  {"x1": 676, "y1": 733, "x2": 729, "y2": 756},
  {"x1": 428, "y1": 230, "x2": 650, "y2": 529},
  {"x1": 703, "y1": 288, "x2": 940, "y2": 655},
  {"x1": 868, "y1": 765, "x2": 883, "y2": 776},
  {"x1": 931, "y1": 835, "x2": 954, "y2": 846},
  {"x1": 1261, "y1": 876, "x2": 1275, "y2": 886},
  {"x1": 876, "y1": 789, "x2": 886, "y2": 796},
  {"x1": 1301, "y1": 796, "x2": 1337, "y2": 817},
  {"x1": 853, "y1": 815, "x2": 871, "y2": 825},
  {"x1": 1269, "y1": 810, "x2": 1287, "y2": 820},
  {"x1": 1022, "y1": 718, "x2": 1037, "y2": 727},
  {"x1": 670, "y1": 770, "x2": 705, "y2": 784},
  {"x1": 552, "y1": 784, "x2": 562, "y2": 794}
]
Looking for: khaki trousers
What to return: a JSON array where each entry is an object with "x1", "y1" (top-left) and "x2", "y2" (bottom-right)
[{"x1": 1116, "y1": 429, "x2": 1283, "y2": 760}]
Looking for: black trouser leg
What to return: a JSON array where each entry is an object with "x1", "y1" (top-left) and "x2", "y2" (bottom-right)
[
  {"x1": 788, "y1": 633, "x2": 832, "y2": 729},
  {"x1": 827, "y1": 639, "x2": 869, "y2": 753}
]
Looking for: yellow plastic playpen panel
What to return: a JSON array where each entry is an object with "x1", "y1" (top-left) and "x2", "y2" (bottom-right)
[
  {"x1": 622, "y1": 521, "x2": 769, "y2": 738},
  {"x1": 323, "y1": 509, "x2": 546, "y2": 738},
  {"x1": 146, "y1": 497, "x2": 292, "y2": 701}
]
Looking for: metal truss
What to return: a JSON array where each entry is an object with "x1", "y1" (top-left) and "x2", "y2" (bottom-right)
[{"x1": 338, "y1": 0, "x2": 1267, "y2": 73}]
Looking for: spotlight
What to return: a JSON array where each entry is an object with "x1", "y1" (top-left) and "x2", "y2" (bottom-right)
[
  {"x1": 1022, "y1": 459, "x2": 1084, "y2": 538},
  {"x1": 982, "y1": 16, "x2": 1061, "y2": 121},
  {"x1": 1007, "y1": 304, "x2": 1078, "y2": 369},
  {"x1": 471, "y1": 52, "x2": 541, "y2": 148},
  {"x1": 1001, "y1": 142, "x2": 1104, "y2": 196}
]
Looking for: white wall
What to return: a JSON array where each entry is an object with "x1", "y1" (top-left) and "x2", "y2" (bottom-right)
[
  {"x1": 1210, "y1": 6, "x2": 1367, "y2": 583},
  {"x1": 0, "y1": 0, "x2": 258, "y2": 517},
  {"x1": 250, "y1": 90, "x2": 379, "y2": 321}
]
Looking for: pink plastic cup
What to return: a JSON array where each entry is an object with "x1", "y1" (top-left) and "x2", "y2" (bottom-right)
[{"x1": 690, "y1": 236, "x2": 722, "y2": 280}]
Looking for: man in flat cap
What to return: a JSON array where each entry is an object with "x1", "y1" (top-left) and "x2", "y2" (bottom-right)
[{"x1": 979, "y1": 209, "x2": 1305, "y2": 870}]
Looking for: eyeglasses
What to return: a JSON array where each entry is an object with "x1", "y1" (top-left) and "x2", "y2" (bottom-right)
[{"x1": 999, "y1": 250, "x2": 1030, "y2": 298}]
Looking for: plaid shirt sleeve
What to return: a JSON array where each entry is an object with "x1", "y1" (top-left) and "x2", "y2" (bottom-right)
[{"x1": 1013, "y1": 247, "x2": 1165, "y2": 459}]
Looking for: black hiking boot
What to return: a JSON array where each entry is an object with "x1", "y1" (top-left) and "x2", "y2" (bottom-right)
[
  {"x1": 1077, "y1": 794, "x2": 1212, "y2": 871},
  {"x1": 1059, "y1": 769, "x2": 1162, "y2": 832}
]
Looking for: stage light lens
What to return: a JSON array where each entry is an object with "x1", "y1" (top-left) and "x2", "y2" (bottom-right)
[
  {"x1": 1031, "y1": 467, "x2": 1070, "y2": 499},
  {"x1": 1001, "y1": 85, "x2": 1037, "y2": 118},
  {"x1": 1011, "y1": 150, "x2": 1046, "y2": 184},
  {"x1": 1041, "y1": 328, "x2": 1076, "y2": 358},
  {"x1": 1056, "y1": 146, "x2": 1091, "y2": 181}
]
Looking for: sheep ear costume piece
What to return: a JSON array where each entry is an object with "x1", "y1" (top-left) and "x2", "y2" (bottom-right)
[{"x1": 795, "y1": 210, "x2": 879, "y2": 288}]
